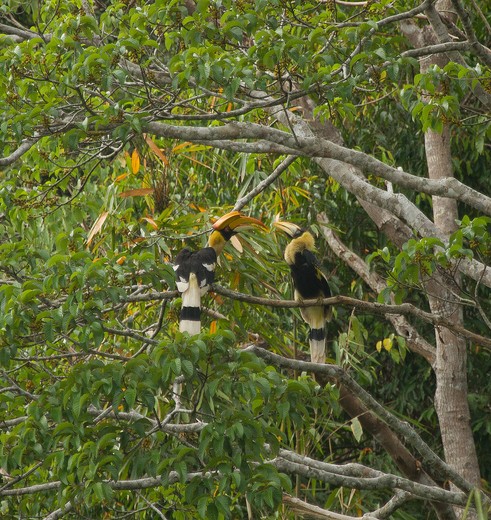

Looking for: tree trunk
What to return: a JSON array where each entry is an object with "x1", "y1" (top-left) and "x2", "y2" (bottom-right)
[
  {"x1": 412, "y1": 0, "x2": 481, "y2": 497},
  {"x1": 424, "y1": 125, "x2": 481, "y2": 489}
]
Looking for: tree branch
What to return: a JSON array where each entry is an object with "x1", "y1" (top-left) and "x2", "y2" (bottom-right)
[
  {"x1": 400, "y1": 40, "x2": 472, "y2": 58},
  {"x1": 273, "y1": 449, "x2": 470, "y2": 506},
  {"x1": 259, "y1": 91, "x2": 491, "y2": 287},
  {"x1": 243, "y1": 345, "x2": 478, "y2": 495},
  {"x1": 211, "y1": 285, "x2": 491, "y2": 349},
  {"x1": 0, "y1": 138, "x2": 39, "y2": 166},
  {"x1": 282, "y1": 494, "x2": 379, "y2": 519},
  {"x1": 145, "y1": 120, "x2": 491, "y2": 218},
  {"x1": 449, "y1": 0, "x2": 491, "y2": 68}
]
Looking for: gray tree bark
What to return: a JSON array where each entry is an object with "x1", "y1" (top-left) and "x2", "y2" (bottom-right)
[{"x1": 403, "y1": 0, "x2": 481, "y2": 494}]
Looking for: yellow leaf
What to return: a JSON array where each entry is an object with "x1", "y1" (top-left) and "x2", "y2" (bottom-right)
[
  {"x1": 116, "y1": 256, "x2": 126, "y2": 265},
  {"x1": 383, "y1": 338, "x2": 393, "y2": 351},
  {"x1": 115, "y1": 173, "x2": 129, "y2": 182},
  {"x1": 172, "y1": 141, "x2": 193, "y2": 152},
  {"x1": 131, "y1": 149, "x2": 140, "y2": 174},
  {"x1": 119, "y1": 188, "x2": 155, "y2": 198},
  {"x1": 87, "y1": 211, "x2": 109, "y2": 246},
  {"x1": 376, "y1": 340, "x2": 382, "y2": 352},
  {"x1": 189, "y1": 203, "x2": 207, "y2": 212},
  {"x1": 231, "y1": 271, "x2": 240, "y2": 289},
  {"x1": 209, "y1": 321, "x2": 217, "y2": 334},
  {"x1": 350, "y1": 417, "x2": 363, "y2": 442}
]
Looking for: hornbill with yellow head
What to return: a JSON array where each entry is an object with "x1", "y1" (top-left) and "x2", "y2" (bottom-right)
[
  {"x1": 174, "y1": 211, "x2": 266, "y2": 335},
  {"x1": 274, "y1": 220, "x2": 331, "y2": 364}
]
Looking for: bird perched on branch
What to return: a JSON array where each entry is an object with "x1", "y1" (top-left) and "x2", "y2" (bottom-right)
[
  {"x1": 174, "y1": 211, "x2": 266, "y2": 335},
  {"x1": 273, "y1": 219, "x2": 331, "y2": 364}
]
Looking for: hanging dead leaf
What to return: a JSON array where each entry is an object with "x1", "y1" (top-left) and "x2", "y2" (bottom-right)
[
  {"x1": 210, "y1": 293, "x2": 224, "y2": 305},
  {"x1": 87, "y1": 211, "x2": 109, "y2": 246},
  {"x1": 144, "y1": 135, "x2": 170, "y2": 165},
  {"x1": 231, "y1": 271, "x2": 240, "y2": 290},
  {"x1": 141, "y1": 216, "x2": 159, "y2": 230},
  {"x1": 119, "y1": 188, "x2": 155, "y2": 198},
  {"x1": 131, "y1": 149, "x2": 141, "y2": 173}
]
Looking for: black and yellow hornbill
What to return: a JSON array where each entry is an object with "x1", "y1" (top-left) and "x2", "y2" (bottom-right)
[
  {"x1": 174, "y1": 211, "x2": 266, "y2": 335},
  {"x1": 274, "y1": 219, "x2": 331, "y2": 364}
]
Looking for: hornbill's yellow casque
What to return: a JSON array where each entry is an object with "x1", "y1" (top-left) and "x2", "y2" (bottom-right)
[
  {"x1": 174, "y1": 211, "x2": 266, "y2": 335},
  {"x1": 274, "y1": 220, "x2": 331, "y2": 364}
]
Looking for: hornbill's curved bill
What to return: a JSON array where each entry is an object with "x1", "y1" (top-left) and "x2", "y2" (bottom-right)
[
  {"x1": 174, "y1": 211, "x2": 266, "y2": 335},
  {"x1": 273, "y1": 219, "x2": 331, "y2": 364}
]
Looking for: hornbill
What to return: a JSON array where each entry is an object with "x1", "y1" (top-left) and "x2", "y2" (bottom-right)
[
  {"x1": 174, "y1": 211, "x2": 266, "y2": 335},
  {"x1": 274, "y1": 220, "x2": 331, "y2": 364}
]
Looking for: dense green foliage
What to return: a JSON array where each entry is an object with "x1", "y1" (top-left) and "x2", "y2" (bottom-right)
[{"x1": 1, "y1": 0, "x2": 491, "y2": 518}]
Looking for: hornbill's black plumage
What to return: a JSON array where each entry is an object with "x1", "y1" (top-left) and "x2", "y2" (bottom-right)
[
  {"x1": 274, "y1": 220, "x2": 331, "y2": 364},
  {"x1": 174, "y1": 211, "x2": 266, "y2": 335}
]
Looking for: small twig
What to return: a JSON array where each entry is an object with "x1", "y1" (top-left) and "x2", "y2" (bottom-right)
[
  {"x1": 283, "y1": 494, "x2": 378, "y2": 519},
  {"x1": 369, "y1": 490, "x2": 413, "y2": 518},
  {"x1": 0, "y1": 461, "x2": 44, "y2": 492},
  {"x1": 0, "y1": 371, "x2": 38, "y2": 401},
  {"x1": 234, "y1": 155, "x2": 297, "y2": 211},
  {"x1": 138, "y1": 492, "x2": 168, "y2": 519}
]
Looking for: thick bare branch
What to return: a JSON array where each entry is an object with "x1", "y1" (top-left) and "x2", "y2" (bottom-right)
[
  {"x1": 282, "y1": 494, "x2": 379, "y2": 519},
  {"x1": 273, "y1": 449, "x2": 470, "y2": 506},
  {"x1": 146, "y1": 120, "x2": 491, "y2": 217},
  {"x1": 244, "y1": 345, "x2": 478, "y2": 495},
  {"x1": 401, "y1": 40, "x2": 471, "y2": 58},
  {"x1": 449, "y1": 0, "x2": 491, "y2": 68},
  {"x1": 0, "y1": 138, "x2": 39, "y2": 166},
  {"x1": 0, "y1": 23, "x2": 40, "y2": 41}
]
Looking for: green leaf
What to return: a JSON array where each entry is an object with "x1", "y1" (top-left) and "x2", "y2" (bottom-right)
[
  {"x1": 350, "y1": 417, "x2": 363, "y2": 442},
  {"x1": 19, "y1": 289, "x2": 42, "y2": 304}
]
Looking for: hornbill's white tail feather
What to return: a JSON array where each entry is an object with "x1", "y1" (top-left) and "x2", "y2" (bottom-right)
[
  {"x1": 179, "y1": 273, "x2": 202, "y2": 335},
  {"x1": 274, "y1": 220, "x2": 332, "y2": 364},
  {"x1": 173, "y1": 211, "x2": 266, "y2": 336},
  {"x1": 300, "y1": 303, "x2": 327, "y2": 364}
]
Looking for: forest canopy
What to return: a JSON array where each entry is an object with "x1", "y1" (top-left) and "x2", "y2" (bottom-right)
[{"x1": 1, "y1": 0, "x2": 491, "y2": 518}]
